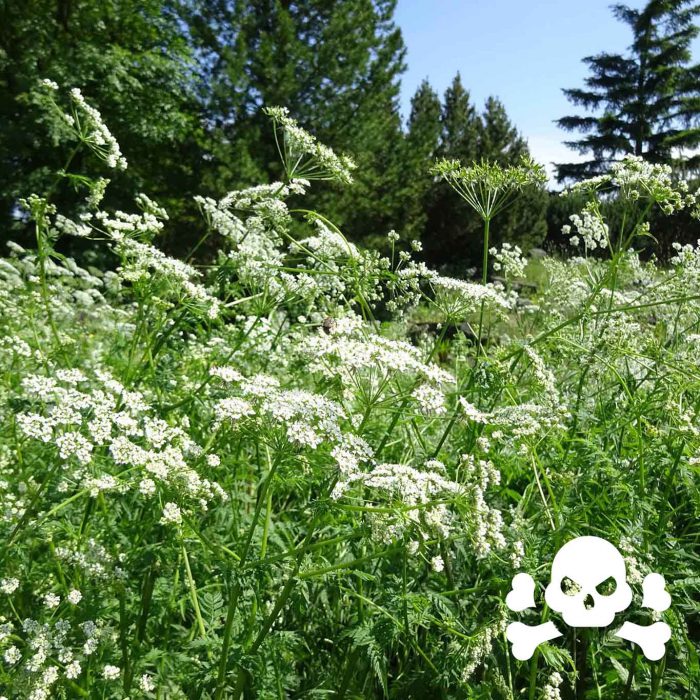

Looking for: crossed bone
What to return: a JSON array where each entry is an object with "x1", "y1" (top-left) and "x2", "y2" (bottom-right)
[
  {"x1": 615, "y1": 621, "x2": 671, "y2": 661},
  {"x1": 506, "y1": 620, "x2": 562, "y2": 660},
  {"x1": 505, "y1": 573, "x2": 671, "y2": 660}
]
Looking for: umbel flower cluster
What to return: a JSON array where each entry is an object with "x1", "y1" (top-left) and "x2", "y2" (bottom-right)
[
  {"x1": 562, "y1": 201, "x2": 610, "y2": 251},
  {"x1": 0, "y1": 83, "x2": 697, "y2": 698},
  {"x1": 431, "y1": 156, "x2": 546, "y2": 220},
  {"x1": 263, "y1": 106, "x2": 356, "y2": 183},
  {"x1": 38, "y1": 79, "x2": 127, "y2": 170},
  {"x1": 562, "y1": 154, "x2": 700, "y2": 216}
]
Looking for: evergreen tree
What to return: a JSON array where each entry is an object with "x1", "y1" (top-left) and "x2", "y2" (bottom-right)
[
  {"x1": 403, "y1": 80, "x2": 442, "y2": 240},
  {"x1": 439, "y1": 73, "x2": 481, "y2": 161},
  {"x1": 556, "y1": 0, "x2": 700, "y2": 181},
  {"x1": 0, "y1": 0, "x2": 202, "y2": 244},
  {"x1": 188, "y1": 0, "x2": 407, "y2": 245},
  {"x1": 422, "y1": 74, "x2": 481, "y2": 270},
  {"x1": 478, "y1": 96, "x2": 528, "y2": 164}
]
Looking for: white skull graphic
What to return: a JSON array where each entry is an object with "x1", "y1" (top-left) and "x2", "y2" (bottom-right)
[{"x1": 544, "y1": 536, "x2": 632, "y2": 627}]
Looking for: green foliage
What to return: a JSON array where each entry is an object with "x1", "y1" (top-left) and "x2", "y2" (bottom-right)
[
  {"x1": 0, "y1": 0, "x2": 203, "y2": 247},
  {"x1": 420, "y1": 76, "x2": 548, "y2": 273},
  {"x1": 1, "y1": 87, "x2": 700, "y2": 699},
  {"x1": 401, "y1": 81, "x2": 443, "y2": 242},
  {"x1": 557, "y1": 0, "x2": 700, "y2": 181}
]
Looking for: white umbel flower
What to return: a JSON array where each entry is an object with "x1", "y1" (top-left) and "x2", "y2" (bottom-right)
[
  {"x1": 102, "y1": 664, "x2": 121, "y2": 681},
  {"x1": 160, "y1": 502, "x2": 182, "y2": 525}
]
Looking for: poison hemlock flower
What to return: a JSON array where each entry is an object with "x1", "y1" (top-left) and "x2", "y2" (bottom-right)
[
  {"x1": 544, "y1": 671, "x2": 564, "y2": 700},
  {"x1": 412, "y1": 384, "x2": 447, "y2": 416},
  {"x1": 564, "y1": 155, "x2": 699, "y2": 216},
  {"x1": 562, "y1": 202, "x2": 609, "y2": 251},
  {"x1": 1, "y1": 578, "x2": 19, "y2": 595},
  {"x1": 65, "y1": 660, "x2": 82, "y2": 679},
  {"x1": 68, "y1": 88, "x2": 127, "y2": 170},
  {"x1": 264, "y1": 106, "x2": 356, "y2": 184},
  {"x1": 431, "y1": 555, "x2": 445, "y2": 573},
  {"x1": 139, "y1": 674, "x2": 156, "y2": 692},
  {"x1": 4, "y1": 646, "x2": 20, "y2": 665},
  {"x1": 37, "y1": 80, "x2": 127, "y2": 170},
  {"x1": 431, "y1": 156, "x2": 546, "y2": 220},
  {"x1": 462, "y1": 619, "x2": 507, "y2": 681},
  {"x1": 102, "y1": 664, "x2": 121, "y2": 681},
  {"x1": 489, "y1": 242, "x2": 526, "y2": 279},
  {"x1": 14, "y1": 368, "x2": 228, "y2": 538},
  {"x1": 43, "y1": 593, "x2": 60, "y2": 609},
  {"x1": 139, "y1": 478, "x2": 157, "y2": 496},
  {"x1": 430, "y1": 275, "x2": 516, "y2": 319},
  {"x1": 161, "y1": 502, "x2": 182, "y2": 525}
]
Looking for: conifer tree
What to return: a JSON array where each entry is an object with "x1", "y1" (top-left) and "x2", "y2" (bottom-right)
[
  {"x1": 557, "y1": 0, "x2": 700, "y2": 181},
  {"x1": 403, "y1": 81, "x2": 442, "y2": 240},
  {"x1": 422, "y1": 74, "x2": 481, "y2": 270},
  {"x1": 189, "y1": 0, "x2": 407, "y2": 244},
  {"x1": 479, "y1": 96, "x2": 528, "y2": 164},
  {"x1": 439, "y1": 73, "x2": 481, "y2": 162}
]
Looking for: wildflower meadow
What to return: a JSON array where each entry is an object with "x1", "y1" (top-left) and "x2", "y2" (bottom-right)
[{"x1": 1, "y1": 81, "x2": 700, "y2": 700}]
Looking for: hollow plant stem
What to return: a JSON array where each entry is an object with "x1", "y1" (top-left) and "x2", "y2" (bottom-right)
[
  {"x1": 214, "y1": 451, "x2": 281, "y2": 699},
  {"x1": 475, "y1": 216, "x2": 491, "y2": 361},
  {"x1": 622, "y1": 647, "x2": 638, "y2": 699}
]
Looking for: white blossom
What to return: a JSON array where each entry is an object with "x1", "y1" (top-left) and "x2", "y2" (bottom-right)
[
  {"x1": 102, "y1": 664, "x2": 121, "y2": 681},
  {"x1": 43, "y1": 593, "x2": 60, "y2": 609},
  {"x1": 160, "y1": 502, "x2": 182, "y2": 525},
  {"x1": 1, "y1": 578, "x2": 19, "y2": 595}
]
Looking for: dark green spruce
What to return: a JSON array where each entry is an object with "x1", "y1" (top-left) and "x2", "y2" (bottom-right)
[{"x1": 556, "y1": 0, "x2": 700, "y2": 181}]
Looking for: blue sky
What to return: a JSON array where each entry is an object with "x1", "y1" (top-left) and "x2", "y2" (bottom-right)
[{"x1": 395, "y1": 0, "x2": 700, "y2": 179}]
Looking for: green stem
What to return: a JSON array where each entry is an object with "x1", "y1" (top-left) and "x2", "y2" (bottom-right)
[
  {"x1": 473, "y1": 217, "x2": 491, "y2": 365},
  {"x1": 214, "y1": 452, "x2": 281, "y2": 699},
  {"x1": 260, "y1": 487, "x2": 273, "y2": 559},
  {"x1": 336, "y1": 648, "x2": 362, "y2": 700},
  {"x1": 527, "y1": 647, "x2": 539, "y2": 700},
  {"x1": 182, "y1": 543, "x2": 207, "y2": 640},
  {"x1": 35, "y1": 215, "x2": 65, "y2": 357},
  {"x1": 119, "y1": 590, "x2": 132, "y2": 693},
  {"x1": 135, "y1": 556, "x2": 158, "y2": 644},
  {"x1": 622, "y1": 647, "x2": 638, "y2": 699},
  {"x1": 649, "y1": 658, "x2": 665, "y2": 700}
]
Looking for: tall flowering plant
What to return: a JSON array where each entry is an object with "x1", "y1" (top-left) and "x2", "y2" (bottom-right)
[{"x1": 0, "y1": 82, "x2": 698, "y2": 699}]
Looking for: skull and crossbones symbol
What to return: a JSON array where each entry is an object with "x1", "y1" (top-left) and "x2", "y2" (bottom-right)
[{"x1": 505, "y1": 536, "x2": 671, "y2": 661}]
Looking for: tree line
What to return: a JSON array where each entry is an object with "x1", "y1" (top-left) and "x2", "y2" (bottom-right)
[{"x1": 2, "y1": 0, "x2": 698, "y2": 269}]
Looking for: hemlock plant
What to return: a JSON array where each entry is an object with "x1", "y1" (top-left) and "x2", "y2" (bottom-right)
[{"x1": 0, "y1": 82, "x2": 699, "y2": 699}]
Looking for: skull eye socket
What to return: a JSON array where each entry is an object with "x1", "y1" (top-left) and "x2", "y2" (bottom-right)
[
  {"x1": 596, "y1": 576, "x2": 617, "y2": 596},
  {"x1": 561, "y1": 577, "x2": 582, "y2": 596}
]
